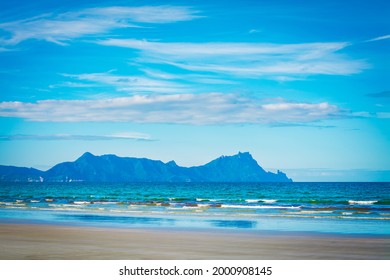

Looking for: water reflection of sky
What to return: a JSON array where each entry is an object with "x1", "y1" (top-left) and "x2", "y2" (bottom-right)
[
  {"x1": 207, "y1": 219, "x2": 256, "y2": 229},
  {"x1": 1, "y1": 208, "x2": 389, "y2": 235},
  {"x1": 56, "y1": 213, "x2": 177, "y2": 227},
  {"x1": 58, "y1": 213, "x2": 257, "y2": 229}
]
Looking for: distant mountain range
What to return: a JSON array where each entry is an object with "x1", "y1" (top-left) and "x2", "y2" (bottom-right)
[{"x1": 0, "y1": 152, "x2": 292, "y2": 182}]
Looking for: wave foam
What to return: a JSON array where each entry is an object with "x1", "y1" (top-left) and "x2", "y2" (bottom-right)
[
  {"x1": 262, "y1": 199, "x2": 277, "y2": 204},
  {"x1": 245, "y1": 199, "x2": 260, "y2": 203},
  {"x1": 299, "y1": 210, "x2": 333, "y2": 214},
  {"x1": 73, "y1": 201, "x2": 90, "y2": 205},
  {"x1": 221, "y1": 204, "x2": 301, "y2": 209},
  {"x1": 93, "y1": 201, "x2": 117, "y2": 205},
  {"x1": 348, "y1": 200, "x2": 377, "y2": 205}
]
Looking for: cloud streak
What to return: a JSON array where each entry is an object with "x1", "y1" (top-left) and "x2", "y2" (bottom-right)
[
  {"x1": 0, "y1": 93, "x2": 348, "y2": 124},
  {"x1": 0, "y1": 6, "x2": 201, "y2": 46},
  {"x1": 98, "y1": 39, "x2": 367, "y2": 79},
  {"x1": 366, "y1": 35, "x2": 390, "y2": 42},
  {"x1": 0, "y1": 132, "x2": 153, "y2": 141}
]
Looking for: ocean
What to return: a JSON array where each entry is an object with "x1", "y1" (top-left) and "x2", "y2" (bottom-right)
[{"x1": 0, "y1": 182, "x2": 389, "y2": 235}]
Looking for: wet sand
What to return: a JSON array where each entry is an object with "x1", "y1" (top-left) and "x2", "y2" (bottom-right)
[{"x1": 0, "y1": 223, "x2": 388, "y2": 260}]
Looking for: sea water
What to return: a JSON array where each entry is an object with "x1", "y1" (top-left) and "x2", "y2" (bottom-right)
[{"x1": 0, "y1": 182, "x2": 389, "y2": 235}]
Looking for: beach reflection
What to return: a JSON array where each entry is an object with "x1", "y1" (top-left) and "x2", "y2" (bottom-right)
[
  {"x1": 207, "y1": 219, "x2": 256, "y2": 229},
  {"x1": 56, "y1": 213, "x2": 176, "y2": 227}
]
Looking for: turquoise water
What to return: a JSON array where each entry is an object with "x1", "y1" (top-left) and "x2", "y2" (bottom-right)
[{"x1": 0, "y1": 182, "x2": 389, "y2": 235}]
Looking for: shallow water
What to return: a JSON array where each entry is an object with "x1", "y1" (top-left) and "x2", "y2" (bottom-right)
[{"x1": 0, "y1": 182, "x2": 389, "y2": 234}]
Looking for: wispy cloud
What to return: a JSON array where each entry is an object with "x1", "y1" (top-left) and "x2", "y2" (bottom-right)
[
  {"x1": 366, "y1": 35, "x2": 390, "y2": 42},
  {"x1": 0, "y1": 132, "x2": 153, "y2": 141},
  {"x1": 366, "y1": 90, "x2": 390, "y2": 98},
  {"x1": 0, "y1": 47, "x2": 12, "y2": 52},
  {"x1": 62, "y1": 72, "x2": 187, "y2": 94},
  {"x1": 0, "y1": 6, "x2": 201, "y2": 46},
  {"x1": 284, "y1": 168, "x2": 390, "y2": 182},
  {"x1": 140, "y1": 69, "x2": 236, "y2": 85},
  {"x1": 59, "y1": 70, "x2": 235, "y2": 95},
  {"x1": 48, "y1": 81, "x2": 100, "y2": 89},
  {"x1": 269, "y1": 123, "x2": 336, "y2": 129},
  {"x1": 249, "y1": 29, "x2": 261, "y2": 34},
  {"x1": 0, "y1": 93, "x2": 349, "y2": 124},
  {"x1": 376, "y1": 112, "x2": 390, "y2": 118},
  {"x1": 99, "y1": 39, "x2": 348, "y2": 57},
  {"x1": 98, "y1": 39, "x2": 367, "y2": 79}
]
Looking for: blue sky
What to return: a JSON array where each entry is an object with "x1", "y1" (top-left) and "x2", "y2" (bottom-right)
[{"x1": 0, "y1": 0, "x2": 389, "y2": 181}]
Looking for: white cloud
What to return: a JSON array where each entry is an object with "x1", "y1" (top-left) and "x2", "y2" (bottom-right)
[
  {"x1": 84, "y1": 6, "x2": 202, "y2": 23},
  {"x1": 366, "y1": 35, "x2": 390, "y2": 42},
  {"x1": 99, "y1": 39, "x2": 367, "y2": 78},
  {"x1": 0, "y1": 93, "x2": 348, "y2": 124},
  {"x1": 0, "y1": 6, "x2": 200, "y2": 46},
  {"x1": 0, "y1": 132, "x2": 153, "y2": 141}
]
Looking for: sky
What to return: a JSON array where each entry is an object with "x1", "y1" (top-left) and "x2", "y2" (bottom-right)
[{"x1": 0, "y1": 0, "x2": 389, "y2": 181}]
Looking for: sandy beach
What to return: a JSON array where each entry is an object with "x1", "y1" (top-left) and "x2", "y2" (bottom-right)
[{"x1": 0, "y1": 222, "x2": 388, "y2": 260}]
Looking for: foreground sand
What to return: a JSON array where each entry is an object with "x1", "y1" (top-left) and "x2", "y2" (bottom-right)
[{"x1": 0, "y1": 223, "x2": 388, "y2": 259}]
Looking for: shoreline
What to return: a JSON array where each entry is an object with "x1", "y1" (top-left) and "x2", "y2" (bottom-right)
[
  {"x1": 0, "y1": 221, "x2": 389, "y2": 260},
  {"x1": 0, "y1": 216, "x2": 389, "y2": 239}
]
